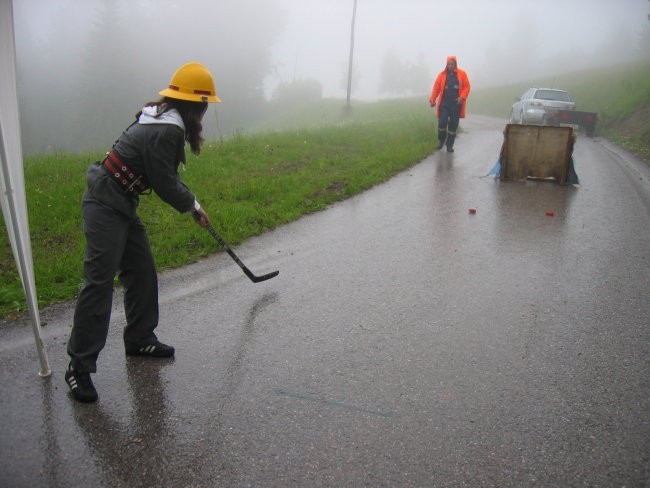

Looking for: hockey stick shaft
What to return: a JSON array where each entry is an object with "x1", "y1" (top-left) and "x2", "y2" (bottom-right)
[{"x1": 205, "y1": 223, "x2": 279, "y2": 283}]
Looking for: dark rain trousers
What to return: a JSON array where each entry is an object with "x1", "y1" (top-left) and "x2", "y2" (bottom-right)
[
  {"x1": 67, "y1": 192, "x2": 160, "y2": 373},
  {"x1": 438, "y1": 102, "x2": 461, "y2": 150}
]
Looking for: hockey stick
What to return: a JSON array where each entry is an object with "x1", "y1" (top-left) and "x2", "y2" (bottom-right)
[{"x1": 205, "y1": 223, "x2": 279, "y2": 283}]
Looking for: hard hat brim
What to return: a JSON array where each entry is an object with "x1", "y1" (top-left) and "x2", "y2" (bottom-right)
[{"x1": 159, "y1": 88, "x2": 221, "y2": 103}]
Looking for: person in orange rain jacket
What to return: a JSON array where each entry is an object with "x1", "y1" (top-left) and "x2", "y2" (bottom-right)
[{"x1": 429, "y1": 55, "x2": 470, "y2": 152}]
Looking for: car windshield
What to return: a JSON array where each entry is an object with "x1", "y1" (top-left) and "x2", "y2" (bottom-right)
[{"x1": 535, "y1": 90, "x2": 571, "y2": 102}]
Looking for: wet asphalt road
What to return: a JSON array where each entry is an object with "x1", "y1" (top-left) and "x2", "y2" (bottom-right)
[{"x1": 1, "y1": 115, "x2": 649, "y2": 487}]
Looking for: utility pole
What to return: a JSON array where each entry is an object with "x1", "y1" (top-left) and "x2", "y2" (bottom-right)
[{"x1": 343, "y1": 0, "x2": 357, "y2": 119}]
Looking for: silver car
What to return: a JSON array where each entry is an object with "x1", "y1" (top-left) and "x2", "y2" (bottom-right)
[{"x1": 509, "y1": 87, "x2": 576, "y2": 125}]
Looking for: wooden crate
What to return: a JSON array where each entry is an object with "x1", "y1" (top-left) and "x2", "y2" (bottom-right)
[{"x1": 501, "y1": 124, "x2": 574, "y2": 185}]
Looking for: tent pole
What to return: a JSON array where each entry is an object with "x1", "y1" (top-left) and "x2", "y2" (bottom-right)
[
  {"x1": 0, "y1": 0, "x2": 51, "y2": 377},
  {"x1": 0, "y1": 128, "x2": 51, "y2": 377}
]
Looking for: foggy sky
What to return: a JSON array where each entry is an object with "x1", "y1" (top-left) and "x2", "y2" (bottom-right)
[
  {"x1": 270, "y1": 0, "x2": 649, "y2": 98},
  {"x1": 10, "y1": 0, "x2": 650, "y2": 154},
  {"x1": 15, "y1": 0, "x2": 650, "y2": 100}
]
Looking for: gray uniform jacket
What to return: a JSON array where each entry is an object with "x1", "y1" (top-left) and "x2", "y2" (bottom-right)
[{"x1": 85, "y1": 114, "x2": 194, "y2": 218}]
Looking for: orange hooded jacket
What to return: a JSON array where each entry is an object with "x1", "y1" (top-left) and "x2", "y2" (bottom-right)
[{"x1": 429, "y1": 55, "x2": 470, "y2": 118}]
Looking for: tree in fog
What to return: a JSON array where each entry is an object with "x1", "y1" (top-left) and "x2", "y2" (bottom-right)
[
  {"x1": 15, "y1": 3, "x2": 91, "y2": 153},
  {"x1": 378, "y1": 49, "x2": 430, "y2": 96},
  {"x1": 639, "y1": 2, "x2": 650, "y2": 60},
  {"x1": 16, "y1": 0, "x2": 286, "y2": 154},
  {"x1": 272, "y1": 79, "x2": 323, "y2": 107},
  {"x1": 478, "y1": 9, "x2": 540, "y2": 86},
  {"x1": 74, "y1": 3, "x2": 147, "y2": 151}
]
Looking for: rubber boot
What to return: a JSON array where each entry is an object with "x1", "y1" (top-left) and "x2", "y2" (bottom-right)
[
  {"x1": 446, "y1": 133, "x2": 456, "y2": 152},
  {"x1": 437, "y1": 129, "x2": 447, "y2": 149}
]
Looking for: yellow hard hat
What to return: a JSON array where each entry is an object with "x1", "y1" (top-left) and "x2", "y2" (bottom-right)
[{"x1": 159, "y1": 62, "x2": 221, "y2": 103}]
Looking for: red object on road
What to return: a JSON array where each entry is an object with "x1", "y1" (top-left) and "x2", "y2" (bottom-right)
[
  {"x1": 546, "y1": 210, "x2": 554, "y2": 217},
  {"x1": 469, "y1": 208, "x2": 477, "y2": 214}
]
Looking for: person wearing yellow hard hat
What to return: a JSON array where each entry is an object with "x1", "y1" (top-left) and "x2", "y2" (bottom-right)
[{"x1": 65, "y1": 62, "x2": 220, "y2": 403}]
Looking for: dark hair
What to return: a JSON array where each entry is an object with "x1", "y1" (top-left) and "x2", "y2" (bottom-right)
[{"x1": 144, "y1": 97, "x2": 208, "y2": 155}]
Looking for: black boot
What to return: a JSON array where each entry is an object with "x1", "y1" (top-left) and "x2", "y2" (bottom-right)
[
  {"x1": 437, "y1": 129, "x2": 447, "y2": 150},
  {"x1": 446, "y1": 133, "x2": 456, "y2": 152}
]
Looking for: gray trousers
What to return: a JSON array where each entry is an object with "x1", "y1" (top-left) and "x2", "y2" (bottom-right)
[{"x1": 67, "y1": 196, "x2": 159, "y2": 372}]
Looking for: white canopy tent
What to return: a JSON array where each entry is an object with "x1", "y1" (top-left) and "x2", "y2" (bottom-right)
[{"x1": 1, "y1": 0, "x2": 51, "y2": 377}]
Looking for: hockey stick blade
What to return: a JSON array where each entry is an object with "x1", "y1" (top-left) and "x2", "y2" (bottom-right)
[
  {"x1": 248, "y1": 269, "x2": 280, "y2": 283},
  {"x1": 206, "y1": 223, "x2": 279, "y2": 283}
]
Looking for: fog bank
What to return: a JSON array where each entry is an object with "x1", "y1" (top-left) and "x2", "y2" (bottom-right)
[{"x1": 13, "y1": 0, "x2": 650, "y2": 154}]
